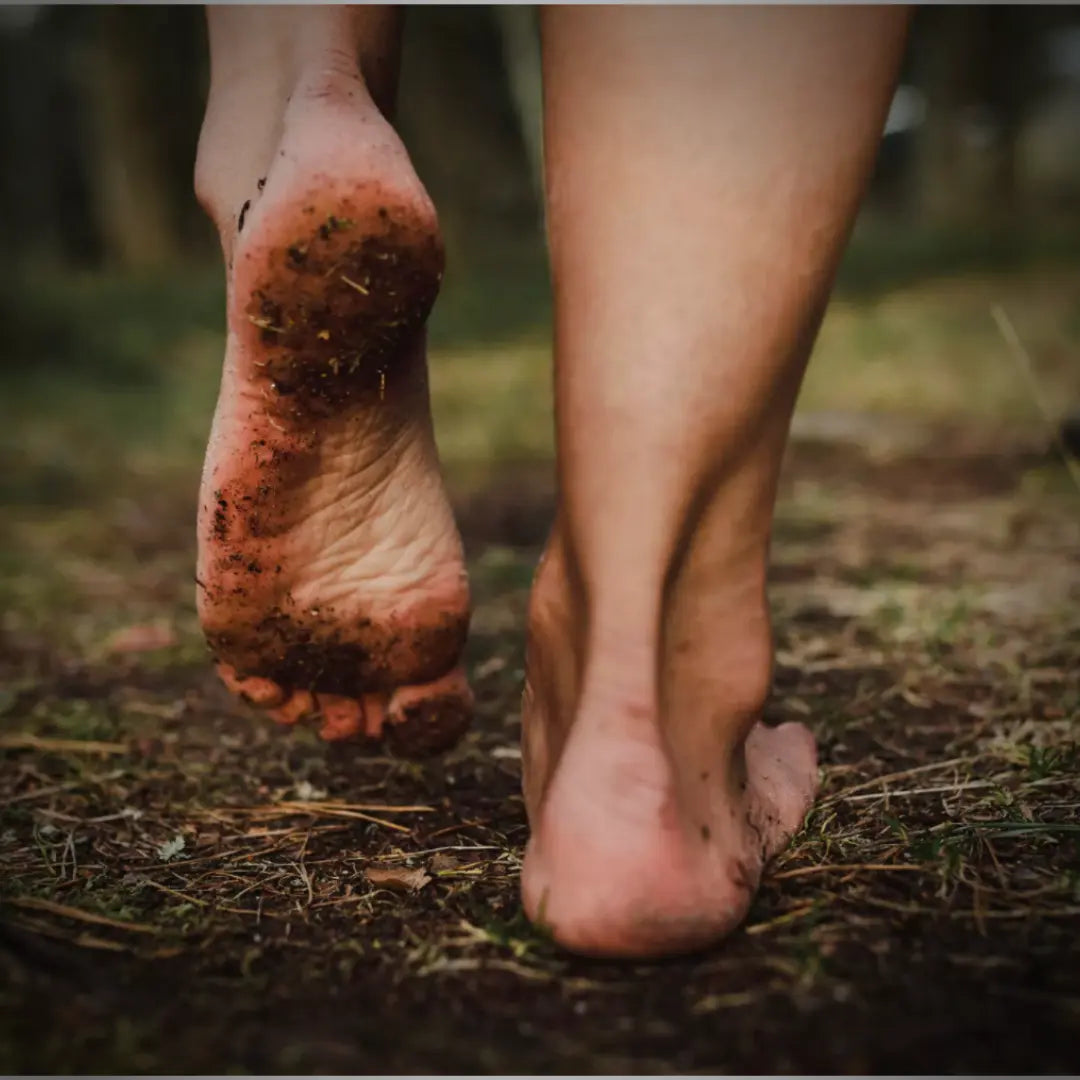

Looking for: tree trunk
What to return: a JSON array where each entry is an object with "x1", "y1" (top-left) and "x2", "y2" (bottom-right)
[
  {"x1": 492, "y1": 5, "x2": 544, "y2": 212},
  {"x1": 79, "y1": 8, "x2": 182, "y2": 268},
  {"x1": 908, "y1": 7, "x2": 982, "y2": 227},
  {"x1": 397, "y1": 8, "x2": 538, "y2": 276},
  {"x1": 980, "y1": 6, "x2": 1050, "y2": 226},
  {"x1": 0, "y1": 15, "x2": 60, "y2": 263}
]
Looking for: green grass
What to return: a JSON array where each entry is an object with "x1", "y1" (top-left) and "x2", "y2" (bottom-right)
[{"x1": 3, "y1": 221, "x2": 1079, "y2": 517}]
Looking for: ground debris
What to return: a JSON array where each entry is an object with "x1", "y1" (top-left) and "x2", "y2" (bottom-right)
[
  {"x1": 365, "y1": 866, "x2": 432, "y2": 893},
  {"x1": 2, "y1": 401, "x2": 1079, "y2": 1072}
]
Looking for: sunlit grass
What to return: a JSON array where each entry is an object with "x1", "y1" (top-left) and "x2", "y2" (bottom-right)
[
  {"x1": 803, "y1": 269, "x2": 1080, "y2": 422},
  {"x1": 1, "y1": 241, "x2": 1078, "y2": 515}
]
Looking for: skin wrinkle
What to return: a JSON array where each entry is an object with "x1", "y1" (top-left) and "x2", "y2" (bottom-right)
[{"x1": 195, "y1": 23, "x2": 472, "y2": 753}]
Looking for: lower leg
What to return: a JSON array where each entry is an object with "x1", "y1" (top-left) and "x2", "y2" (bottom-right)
[
  {"x1": 193, "y1": 5, "x2": 472, "y2": 752},
  {"x1": 523, "y1": 5, "x2": 909, "y2": 955}
]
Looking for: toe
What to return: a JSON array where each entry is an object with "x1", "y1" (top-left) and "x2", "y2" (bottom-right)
[
  {"x1": 268, "y1": 689, "x2": 316, "y2": 726},
  {"x1": 316, "y1": 694, "x2": 365, "y2": 741},
  {"x1": 384, "y1": 668, "x2": 473, "y2": 756},
  {"x1": 746, "y1": 720, "x2": 819, "y2": 842},
  {"x1": 217, "y1": 663, "x2": 288, "y2": 708},
  {"x1": 770, "y1": 720, "x2": 820, "y2": 805},
  {"x1": 361, "y1": 692, "x2": 387, "y2": 739}
]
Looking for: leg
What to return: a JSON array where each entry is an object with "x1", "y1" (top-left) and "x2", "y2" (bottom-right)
[
  {"x1": 522, "y1": 5, "x2": 909, "y2": 955},
  {"x1": 193, "y1": 5, "x2": 471, "y2": 753}
]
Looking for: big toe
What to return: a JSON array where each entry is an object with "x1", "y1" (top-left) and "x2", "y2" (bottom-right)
[
  {"x1": 746, "y1": 720, "x2": 819, "y2": 844},
  {"x1": 384, "y1": 668, "x2": 473, "y2": 757},
  {"x1": 317, "y1": 693, "x2": 366, "y2": 741}
]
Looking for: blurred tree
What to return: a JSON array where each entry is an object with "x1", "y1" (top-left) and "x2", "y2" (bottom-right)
[
  {"x1": 907, "y1": 5, "x2": 1062, "y2": 228},
  {"x1": 79, "y1": 6, "x2": 209, "y2": 268},
  {"x1": 5, "y1": 4, "x2": 1077, "y2": 280},
  {"x1": 83, "y1": 8, "x2": 179, "y2": 267},
  {"x1": 492, "y1": 5, "x2": 543, "y2": 210},
  {"x1": 979, "y1": 6, "x2": 1055, "y2": 220},
  {"x1": 397, "y1": 7, "x2": 539, "y2": 277},
  {"x1": 1, "y1": 6, "x2": 212, "y2": 270},
  {"x1": 0, "y1": 7, "x2": 100, "y2": 265},
  {"x1": 907, "y1": 6, "x2": 983, "y2": 226}
]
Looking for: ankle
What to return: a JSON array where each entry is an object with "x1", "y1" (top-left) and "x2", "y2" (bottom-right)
[
  {"x1": 531, "y1": 518, "x2": 774, "y2": 744},
  {"x1": 195, "y1": 52, "x2": 372, "y2": 242}
]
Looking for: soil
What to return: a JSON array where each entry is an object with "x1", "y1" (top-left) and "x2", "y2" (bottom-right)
[
  {"x1": 245, "y1": 204, "x2": 444, "y2": 418},
  {"x1": 1, "y1": 431, "x2": 1078, "y2": 1074}
]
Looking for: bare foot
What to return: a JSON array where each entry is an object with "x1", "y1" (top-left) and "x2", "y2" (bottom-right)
[
  {"x1": 514, "y1": 2, "x2": 908, "y2": 957},
  {"x1": 195, "y1": 68, "x2": 471, "y2": 755},
  {"x1": 519, "y1": 534, "x2": 819, "y2": 957}
]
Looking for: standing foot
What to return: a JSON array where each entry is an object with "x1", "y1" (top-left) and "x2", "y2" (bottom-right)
[
  {"x1": 517, "y1": 2, "x2": 906, "y2": 956},
  {"x1": 520, "y1": 534, "x2": 819, "y2": 958}
]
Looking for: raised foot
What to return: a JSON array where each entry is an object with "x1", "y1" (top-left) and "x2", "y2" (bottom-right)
[{"x1": 196, "y1": 69, "x2": 471, "y2": 757}]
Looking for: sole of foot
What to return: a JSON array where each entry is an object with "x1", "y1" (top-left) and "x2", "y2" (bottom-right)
[
  {"x1": 196, "y1": 68, "x2": 472, "y2": 756},
  {"x1": 519, "y1": 538, "x2": 819, "y2": 958}
]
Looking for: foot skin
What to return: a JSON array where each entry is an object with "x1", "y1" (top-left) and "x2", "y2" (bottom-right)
[
  {"x1": 519, "y1": 537, "x2": 819, "y2": 958},
  {"x1": 196, "y1": 70, "x2": 472, "y2": 755}
]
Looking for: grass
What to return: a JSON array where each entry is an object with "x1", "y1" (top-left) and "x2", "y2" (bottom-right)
[{"x1": 1, "y1": 228, "x2": 1079, "y2": 1071}]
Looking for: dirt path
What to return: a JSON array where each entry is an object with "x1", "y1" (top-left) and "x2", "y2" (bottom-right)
[{"x1": 1, "y1": 413, "x2": 1078, "y2": 1073}]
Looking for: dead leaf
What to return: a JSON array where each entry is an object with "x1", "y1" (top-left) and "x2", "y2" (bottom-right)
[
  {"x1": 104, "y1": 622, "x2": 177, "y2": 655},
  {"x1": 157, "y1": 834, "x2": 186, "y2": 862},
  {"x1": 429, "y1": 853, "x2": 462, "y2": 873},
  {"x1": 365, "y1": 866, "x2": 431, "y2": 893},
  {"x1": 293, "y1": 780, "x2": 328, "y2": 802},
  {"x1": 474, "y1": 656, "x2": 507, "y2": 680}
]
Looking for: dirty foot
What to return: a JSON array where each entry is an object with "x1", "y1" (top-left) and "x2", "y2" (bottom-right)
[
  {"x1": 520, "y1": 536, "x2": 819, "y2": 957},
  {"x1": 194, "y1": 69, "x2": 471, "y2": 754}
]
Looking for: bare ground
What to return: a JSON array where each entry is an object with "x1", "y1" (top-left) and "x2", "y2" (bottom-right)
[
  {"x1": 1, "y1": 267, "x2": 1079, "y2": 1073},
  {"x1": 0, "y1": 428, "x2": 1077, "y2": 1073}
]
